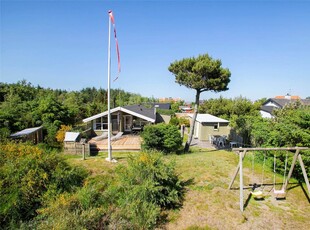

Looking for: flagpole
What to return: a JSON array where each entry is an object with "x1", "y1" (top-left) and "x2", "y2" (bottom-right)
[{"x1": 106, "y1": 10, "x2": 112, "y2": 162}]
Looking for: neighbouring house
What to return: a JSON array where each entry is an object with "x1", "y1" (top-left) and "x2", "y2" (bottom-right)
[
  {"x1": 155, "y1": 102, "x2": 171, "y2": 110},
  {"x1": 10, "y1": 126, "x2": 43, "y2": 144},
  {"x1": 260, "y1": 95, "x2": 310, "y2": 118},
  {"x1": 260, "y1": 105, "x2": 276, "y2": 119},
  {"x1": 159, "y1": 97, "x2": 182, "y2": 103},
  {"x1": 154, "y1": 102, "x2": 172, "y2": 123},
  {"x1": 83, "y1": 104, "x2": 166, "y2": 136},
  {"x1": 187, "y1": 114, "x2": 231, "y2": 142},
  {"x1": 179, "y1": 105, "x2": 193, "y2": 113}
]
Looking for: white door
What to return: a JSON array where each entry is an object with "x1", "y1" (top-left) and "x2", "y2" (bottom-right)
[{"x1": 124, "y1": 115, "x2": 132, "y2": 132}]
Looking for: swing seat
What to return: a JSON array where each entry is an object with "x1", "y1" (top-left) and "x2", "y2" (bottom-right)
[
  {"x1": 251, "y1": 190, "x2": 264, "y2": 199},
  {"x1": 274, "y1": 189, "x2": 286, "y2": 199},
  {"x1": 274, "y1": 189, "x2": 285, "y2": 194}
]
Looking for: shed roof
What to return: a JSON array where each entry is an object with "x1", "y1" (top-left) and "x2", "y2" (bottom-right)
[
  {"x1": 188, "y1": 114, "x2": 229, "y2": 123},
  {"x1": 64, "y1": 132, "x2": 80, "y2": 142},
  {"x1": 10, "y1": 126, "x2": 43, "y2": 138}
]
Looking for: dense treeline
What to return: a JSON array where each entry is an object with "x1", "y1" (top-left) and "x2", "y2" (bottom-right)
[
  {"x1": 0, "y1": 80, "x2": 157, "y2": 146},
  {"x1": 199, "y1": 96, "x2": 263, "y2": 120}
]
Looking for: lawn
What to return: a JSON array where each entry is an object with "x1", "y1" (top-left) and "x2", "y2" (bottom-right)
[{"x1": 66, "y1": 148, "x2": 310, "y2": 229}]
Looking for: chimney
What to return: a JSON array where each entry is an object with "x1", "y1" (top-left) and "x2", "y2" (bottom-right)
[
  {"x1": 154, "y1": 105, "x2": 159, "y2": 115},
  {"x1": 285, "y1": 93, "x2": 291, "y2": 100}
]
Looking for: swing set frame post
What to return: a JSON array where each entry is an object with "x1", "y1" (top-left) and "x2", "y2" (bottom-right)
[
  {"x1": 284, "y1": 149, "x2": 310, "y2": 195},
  {"x1": 228, "y1": 147, "x2": 309, "y2": 212},
  {"x1": 239, "y1": 149, "x2": 245, "y2": 212},
  {"x1": 283, "y1": 149, "x2": 300, "y2": 191},
  {"x1": 228, "y1": 149, "x2": 247, "y2": 190}
]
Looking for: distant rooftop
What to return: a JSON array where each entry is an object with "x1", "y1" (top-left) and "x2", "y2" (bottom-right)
[
  {"x1": 275, "y1": 95, "x2": 301, "y2": 100},
  {"x1": 159, "y1": 97, "x2": 182, "y2": 103},
  {"x1": 266, "y1": 96, "x2": 310, "y2": 108},
  {"x1": 10, "y1": 126, "x2": 43, "y2": 138}
]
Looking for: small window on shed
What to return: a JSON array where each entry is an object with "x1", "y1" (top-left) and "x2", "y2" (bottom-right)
[{"x1": 213, "y1": 124, "x2": 218, "y2": 130}]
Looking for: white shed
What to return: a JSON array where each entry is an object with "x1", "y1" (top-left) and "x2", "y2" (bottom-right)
[{"x1": 64, "y1": 132, "x2": 80, "y2": 142}]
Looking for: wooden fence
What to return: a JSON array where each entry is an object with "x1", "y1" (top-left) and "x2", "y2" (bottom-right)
[
  {"x1": 64, "y1": 142, "x2": 99, "y2": 156},
  {"x1": 64, "y1": 142, "x2": 90, "y2": 155}
]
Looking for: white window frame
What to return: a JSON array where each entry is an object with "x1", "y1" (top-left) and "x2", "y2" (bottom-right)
[
  {"x1": 213, "y1": 123, "x2": 219, "y2": 131},
  {"x1": 94, "y1": 117, "x2": 108, "y2": 131}
]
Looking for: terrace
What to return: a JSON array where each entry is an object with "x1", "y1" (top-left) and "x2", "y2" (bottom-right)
[{"x1": 89, "y1": 134, "x2": 141, "y2": 151}]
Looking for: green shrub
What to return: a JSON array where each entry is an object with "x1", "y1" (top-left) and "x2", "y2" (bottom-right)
[
  {"x1": 110, "y1": 152, "x2": 185, "y2": 229},
  {"x1": 0, "y1": 142, "x2": 88, "y2": 228},
  {"x1": 33, "y1": 187, "x2": 109, "y2": 230},
  {"x1": 0, "y1": 127, "x2": 10, "y2": 142},
  {"x1": 1, "y1": 143, "x2": 186, "y2": 229},
  {"x1": 179, "y1": 117, "x2": 190, "y2": 127},
  {"x1": 169, "y1": 116, "x2": 190, "y2": 128},
  {"x1": 34, "y1": 152, "x2": 185, "y2": 229},
  {"x1": 163, "y1": 125, "x2": 183, "y2": 153},
  {"x1": 22, "y1": 173, "x2": 116, "y2": 230},
  {"x1": 141, "y1": 124, "x2": 182, "y2": 153},
  {"x1": 169, "y1": 116, "x2": 180, "y2": 126}
]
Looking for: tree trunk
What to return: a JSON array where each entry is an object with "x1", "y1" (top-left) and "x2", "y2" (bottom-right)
[{"x1": 184, "y1": 89, "x2": 201, "y2": 152}]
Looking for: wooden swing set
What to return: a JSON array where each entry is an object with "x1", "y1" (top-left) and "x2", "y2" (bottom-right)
[{"x1": 228, "y1": 147, "x2": 310, "y2": 212}]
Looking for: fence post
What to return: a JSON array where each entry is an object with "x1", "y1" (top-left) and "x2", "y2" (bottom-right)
[{"x1": 82, "y1": 143, "x2": 85, "y2": 160}]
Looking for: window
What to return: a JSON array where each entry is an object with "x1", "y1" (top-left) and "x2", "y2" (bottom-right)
[
  {"x1": 95, "y1": 117, "x2": 108, "y2": 130},
  {"x1": 213, "y1": 124, "x2": 218, "y2": 130},
  {"x1": 133, "y1": 117, "x2": 149, "y2": 127}
]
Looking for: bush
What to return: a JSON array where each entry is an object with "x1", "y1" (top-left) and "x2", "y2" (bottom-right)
[
  {"x1": 56, "y1": 124, "x2": 72, "y2": 143},
  {"x1": 1, "y1": 142, "x2": 186, "y2": 229},
  {"x1": 0, "y1": 127, "x2": 10, "y2": 142},
  {"x1": 33, "y1": 152, "x2": 185, "y2": 230},
  {"x1": 169, "y1": 116, "x2": 180, "y2": 126},
  {"x1": 33, "y1": 188, "x2": 109, "y2": 230},
  {"x1": 141, "y1": 123, "x2": 182, "y2": 153},
  {"x1": 110, "y1": 152, "x2": 185, "y2": 229},
  {"x1": 169, "y1": 116, "x2": 190, "y2": 128},
  {"x1": 0, "y1": 142, "x2": 88, "y2": 228}
]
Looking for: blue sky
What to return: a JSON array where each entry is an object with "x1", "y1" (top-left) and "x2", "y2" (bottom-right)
[{"x1": 1, "y1": 0, "x2": 309, "y2": 102}]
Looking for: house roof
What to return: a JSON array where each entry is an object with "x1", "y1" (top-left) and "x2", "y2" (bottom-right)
[
  {"x1": 188, "y1": 114, "x2": 229, "y2": 123},
  {"x1": 263, "y1": 98, "x2": 310, "y2": 108},
  {"x1": 260, "y1": 105, "x2": 276, "y2": 114},
  {"x1": 10, "y1": 126, "x2": 42, "y2": 138},
  {"x1": 301, "y1": 99, "x2": 310, "y2": 106},
  {"x1": 83, "y1": 104, "x2": 156, "y2": 123},
  {"x1": 275, "y1": 95, "x2": 301, "y2": 99},
  {"x1": 179, "y1": 106, "x2": 192, "y2": 111},
  {"x1": 64, "y1": 132, "x2": 80, "y2": 142},
  {"x1": 124, "y1": 104, "x2": 156, "y2": 121},
  {"x1": 152, "y1": 103, "x2": 171, "y2": 110}
]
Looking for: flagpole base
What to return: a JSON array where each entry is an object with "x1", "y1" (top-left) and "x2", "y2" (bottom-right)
[{"x1": 105, "y1": 157, "x2": 117, "y2": 163}]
